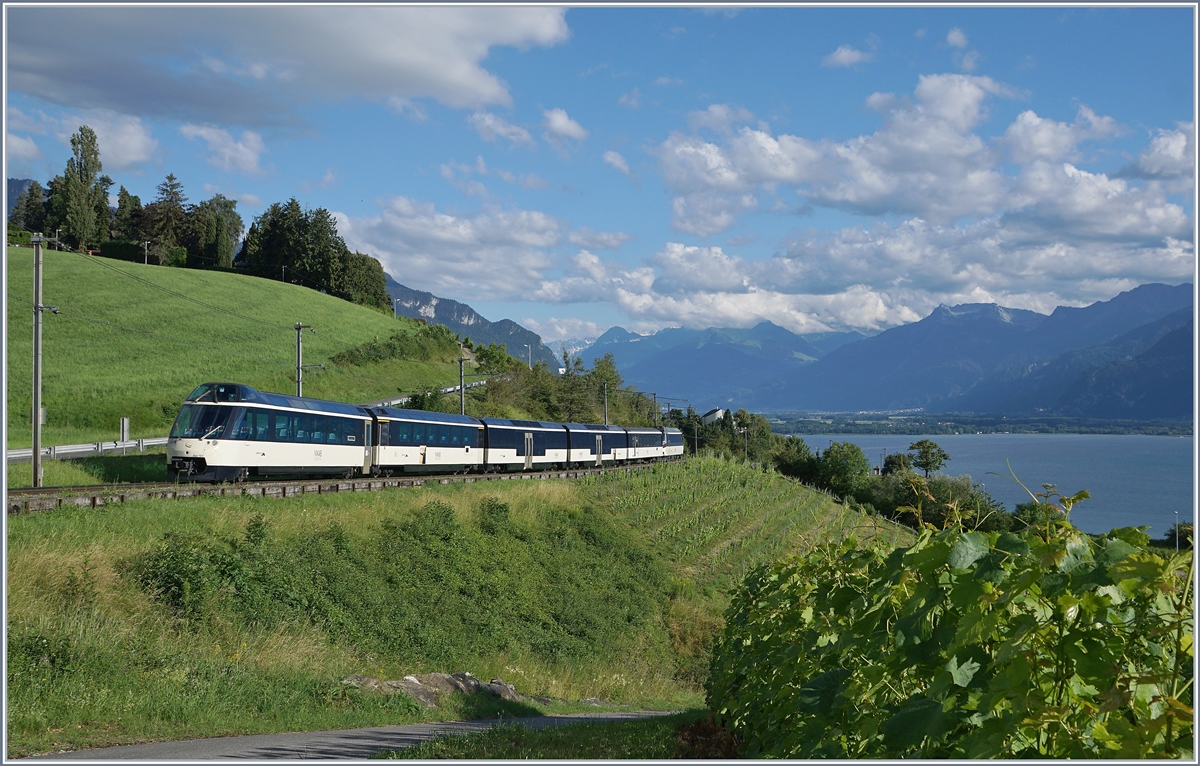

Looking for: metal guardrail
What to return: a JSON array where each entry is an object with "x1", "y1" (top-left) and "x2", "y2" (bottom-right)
[{"x1": 7, "y1": 437, "x2": 169, "y2": 464}]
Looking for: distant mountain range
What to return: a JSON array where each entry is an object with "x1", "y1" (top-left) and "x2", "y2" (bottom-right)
[
  {"x1": 581, "y1": 283, "x2": 1193, "y2": 420},
  {"x1": 8, "y1": 178, "x2": 34, "y2": 216},
  {"x1": 382, "y1": 272, "x2": 1192, "y2": 421},
  {"x1": 384, "y1": 274, "x2": 558, "y2": 367},
  {"x1": 747, "y1": 283, "x2": 1193, "y2": 418}
]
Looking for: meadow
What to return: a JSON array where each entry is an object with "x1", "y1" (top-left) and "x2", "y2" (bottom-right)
[
  {"x1": 6, "y1": 245, "x2": 459, "y2": 449},
  {"x1": 6, "y1": 456, "x2": 904, "y2": 757}
]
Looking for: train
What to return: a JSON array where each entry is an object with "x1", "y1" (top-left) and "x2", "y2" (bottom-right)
[{"x1": 166, "y1": 382, "x2": 685, "y2": 482}]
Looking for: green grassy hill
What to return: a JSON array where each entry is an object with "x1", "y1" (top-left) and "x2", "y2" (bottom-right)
[
  {"x1": 6, "y1": 458, "x2": 910, "y2": 757},
  {"x1": 6, "y1": 246, "x2": 459, "y2": 448}
]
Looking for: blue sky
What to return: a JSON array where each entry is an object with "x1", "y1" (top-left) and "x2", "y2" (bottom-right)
[{"x1": 5, "y1": 5, "x2": 1195, "y2": 342}]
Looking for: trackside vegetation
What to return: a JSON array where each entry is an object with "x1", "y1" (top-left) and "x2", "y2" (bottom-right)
[
  {"x1": 7, "y1": 457, "x2": 872, "y2": 757},
  {"x1": 706, "y1": 483, "x2": 1195, "y2": 758}
]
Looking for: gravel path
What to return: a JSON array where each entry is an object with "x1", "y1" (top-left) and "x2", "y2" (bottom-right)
[{"x1": 20, "y1": 711, "x2": 677, "y2": 760}]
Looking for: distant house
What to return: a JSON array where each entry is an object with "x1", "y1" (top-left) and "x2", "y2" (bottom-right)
[{"x1": 701, "y1": 407, "x2": 725, "y2": 425}]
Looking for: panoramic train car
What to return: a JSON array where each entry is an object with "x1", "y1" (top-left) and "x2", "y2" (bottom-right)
[
  {"x1": 664, "y1": 427, "x2": 685, "y2": 458},
  {"x1": 167, "y1": 382, "x2": 373, "y2": 481},
  {"x1": 481, "y1": 418, "x2": 569, "y2": 470},
  {"x1": 370, "y1": 407, "x2": 484, "y2": 473},
  {"x1": 625, "y1": 426, "x2": 668, "y2": 461},
  {"x1": 563, "y1": 423, "x2": 627, "y2": 466}
]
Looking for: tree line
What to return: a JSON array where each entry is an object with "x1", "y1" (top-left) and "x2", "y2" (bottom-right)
[{"x1": 8, "y1": 125, "x2": 389, "y2": 312}]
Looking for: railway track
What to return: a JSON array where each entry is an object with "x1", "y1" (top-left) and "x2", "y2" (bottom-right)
[{"x1": 6, "y1": 463, "x2": 662, "y2": 515}]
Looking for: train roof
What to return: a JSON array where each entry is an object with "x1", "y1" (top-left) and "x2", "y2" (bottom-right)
[
  {"x1": 372, "y1": 407, "x2": 483, "y2": 426},
  {"x1": 186, "y1": 383, "x2": 370, "y2": 417},
  {"x1": 562, "y1": 423, "x2": 626, "y2": 432},
  {"x1": 481, "y1": 417, "x2": 566, "y2": 430}
]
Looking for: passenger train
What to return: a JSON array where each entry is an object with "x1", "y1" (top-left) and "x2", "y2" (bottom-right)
[{"x1": 167, "y1": 382, "x2": 685, "y2": 482}]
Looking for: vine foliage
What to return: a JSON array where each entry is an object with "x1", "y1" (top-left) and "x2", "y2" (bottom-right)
[{"x1": 706, "y1": 483, "x2": 1194, "y2": 758}]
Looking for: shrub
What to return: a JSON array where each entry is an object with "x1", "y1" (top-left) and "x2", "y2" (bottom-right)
[{"x1": 707, "y1": 487, "x2": 1194, "y2": 759}]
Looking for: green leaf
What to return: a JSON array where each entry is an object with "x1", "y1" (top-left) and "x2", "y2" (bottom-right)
[
  {"x1": 994, "y1": 532, "x2": 1031, "y2": 558},
  {"x1": 792, "y1": 667, "x2": 851, "y2": 715},
  {"x1": 947, "y1": 654, "x2": 982, "y2": 687},
  {"x1": 948, "y1": 532, "x2": 990, "y2": 570},
  {"x1": 883, "y1": 697, "x2": 946, "y2": 752}
]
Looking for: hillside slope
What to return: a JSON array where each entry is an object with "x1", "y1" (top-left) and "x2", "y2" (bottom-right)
[
  {"x1": 7, "y1": 246, "x2": 460, "y2": 447},
  {"x1": 5, "y1": 458, "x2": 903, "y2": 756}
]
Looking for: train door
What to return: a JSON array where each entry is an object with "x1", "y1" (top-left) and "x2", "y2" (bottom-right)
[
  {"x1": 595, "y1": 434, "x2": 603, "y2": 466},
  {"x1": 362, "y1": 420, "x2": 375, "y2": 474},
  {"x1": 524, "y1": 432, "x2": 533, "y2": 470}
]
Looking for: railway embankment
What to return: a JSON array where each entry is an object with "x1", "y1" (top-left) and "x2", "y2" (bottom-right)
[{"x1": 6, "y1": 456, "x2": 900, "y2": 757}]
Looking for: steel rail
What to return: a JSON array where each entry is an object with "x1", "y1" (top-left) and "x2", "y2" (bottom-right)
[{"x1": 6, "y1": 461, "x2": 674, "y2": 515}]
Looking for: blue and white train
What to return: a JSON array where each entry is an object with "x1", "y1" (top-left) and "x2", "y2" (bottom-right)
[{"x1": 167, "y1": 382, "x2": 685, "y2": 482}]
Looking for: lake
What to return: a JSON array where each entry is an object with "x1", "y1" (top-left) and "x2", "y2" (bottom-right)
[{"x1": 794, "y1": 433, "x2": 1195, "y2": 538}]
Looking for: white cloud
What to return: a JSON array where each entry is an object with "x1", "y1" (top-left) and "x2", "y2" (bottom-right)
[
  {"x1": 957, "y1": 49, "x2": 981, "y2": 72},
  {"x1": 618, "y1": 88, "x2": 641, "y2": 108},
  {"x1": 180, "y1": 125, "x2": 266, "y2": 174},
  {"x1": 687, "y1": 104, "x2": 755, "y2": 134},
  {"x1": 822, "y1": 45, "x2": 871, "y2": 67},
  {"x1": 520, "y1": 173, "x2": 549, "y2": 189},
  {"x1": 337, "y1": 197, "x2": 561, "y2": 301},
  {"x1": 1127, "y1": 122, "x2": 1195, "y2": 180},
  {"x1": 653, "y1": 76, "x2": 682, "y2": 86},
  {"x1": 387, "y1": 97, "x2": 428, "y2": 121},
  {"x1": 521, "y1": 316, "x2": 609, "y2": 343},
  {"x1": 1003, "y1": 105, "x2": 1120, "y2": 164},
  {"x1": 64, "y1": 111, "x2": 158, "y2": 171},
  {"x1": 543, "y1": 108, "x2": 589, "y2": 141},
  {"x1": 568, "y1": 227, "x2": 631, "y2": 250},
  {"x1": 603, "y1": 150, "x2": 632, "y2": 176},
  {"x1": 468, "y1": 112, "x2": 535, "y2": 146},
  {"x1": 7, "y1": 7, "x2": 570, "y2": 125},
  {"x1": 6, "y1": 133, "x2": 42, "y2": 161},
  {"x1": 947, "y1": 28, "x2": 969, "y2": 48}
]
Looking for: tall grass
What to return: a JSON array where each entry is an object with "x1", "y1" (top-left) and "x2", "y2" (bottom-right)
[
  {"x1": 6, "y1": 246, "x2": 458, "y2": 448},
  {"x1": 6, "y1": 460, "x2": 899, "y2": 757}
]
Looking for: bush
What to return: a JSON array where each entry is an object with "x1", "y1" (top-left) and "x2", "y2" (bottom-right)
[
  {"x1": 330, "y1": 323, "x2": 460, "y2": 367},
  {"x1": 97, "y1": 239, "x2": 147, "y2": 264},
  {"x1": 706, "y1": 488, "x2": 1194, "y2": 758}
]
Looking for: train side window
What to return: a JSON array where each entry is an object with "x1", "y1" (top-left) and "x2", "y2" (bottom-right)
[
  {"x1": 294, "y1": 413, "x2": 311, "y2": 443},
  {"x1": 450, "y1": 426, "x2": 461, "y2": 446},
  {"x1": 274, "y1": 413, "x2": 292, "y2": 442},
  {"x1": 438, "y1": 425, "x2": 449, "y2": 445},
  {"x1": 412, "y1": 423, "x2": 426, "y2": 444},
  {"x1": 378, "y1": 421, "x2": 389, "y2": 446},
  {"x1": 395, "y1": 422, "x2": 411, "y2": 444},
  {"x1": 310, "y1": 415, "x2": 325, "y2": 444},
  {"x1": 252, "y1": 410, "x2": 269, "y2": 440}
]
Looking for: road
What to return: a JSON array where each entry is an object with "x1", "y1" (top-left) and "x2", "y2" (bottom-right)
[{"x1": 19, "y1": 711, "x2": 675, "y2": 760}]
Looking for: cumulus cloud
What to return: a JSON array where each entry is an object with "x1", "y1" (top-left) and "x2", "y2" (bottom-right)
[
  {"x1": 7, "y1": 6, "x2": 568, "y2": 125},
  {"x1": 1120, "y1": 122, "x2": 1195, "y2": 182},
  {"x1": 543, "y1": 108, "x2": 589, "y2": 141},
  {"x1": 568, "y1": 227, "x2": 631, "y2": 250},
  {"x1": 6, "y1": 133, "x2": 42, "y2": 161},
  {"x1": 947, "y1": 27, "x2": 969, "y2": 48},
  {"x1": 1003, "y1": 105, "x2": 1119, "y2": 164},
  {"x1": 521, "y1": 316, "x2": 609, "y2": 343},
  {"x1": 603, "y1": 150, "x2": 632, "y2": 176},
  {"x1": 337, "y1": 197, "x2": 561, "y2": 300},
  {"x1": 181, "y1": 125, "x2": 265, "y2": 174},
  {"x1": 688, "y1": 104, "x2": 755, "y2": 134},
  {"x1": 822, "y1": 45, "x2": 871, "y2": 67},
  {"x1": 468, "y1": 112, "x2": 535, "y2": 146}
]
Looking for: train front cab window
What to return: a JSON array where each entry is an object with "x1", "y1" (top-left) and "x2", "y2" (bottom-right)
[{"x1": 170, "y1": 404, "x2": 234, "y2": 439}]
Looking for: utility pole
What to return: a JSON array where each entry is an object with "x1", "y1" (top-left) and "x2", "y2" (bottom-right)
[
  {"x1": 30, "y1": 234, "x2": 59, "y2": 488},
  {"x1": 393, "y1": 298, "x2": 401, "y2": 319},
  {"x1": 524, "y1": 344, "x2": 532, "y2": 369},
  {"x1": 603, "y1": 381, "x2": 608, "y2": 425},
  {"x1": 143, "y1": 240, "x2": 150, "y2": 265},
  {"x1": 458, "y1": 356, "x2": 466, "y2": 416},
  {"x1": 282, "y1": 265, "x2": 287, "y2": 283},
  {"x1": 1176, "y1": 510, "x2": 1180, "y2": 552},
  {"x1": 293, "y1": 323, "x2": 323, "y2": 397},
  {"x1": 652, "y1": 393, "x2": 658, "y2": 427}
]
